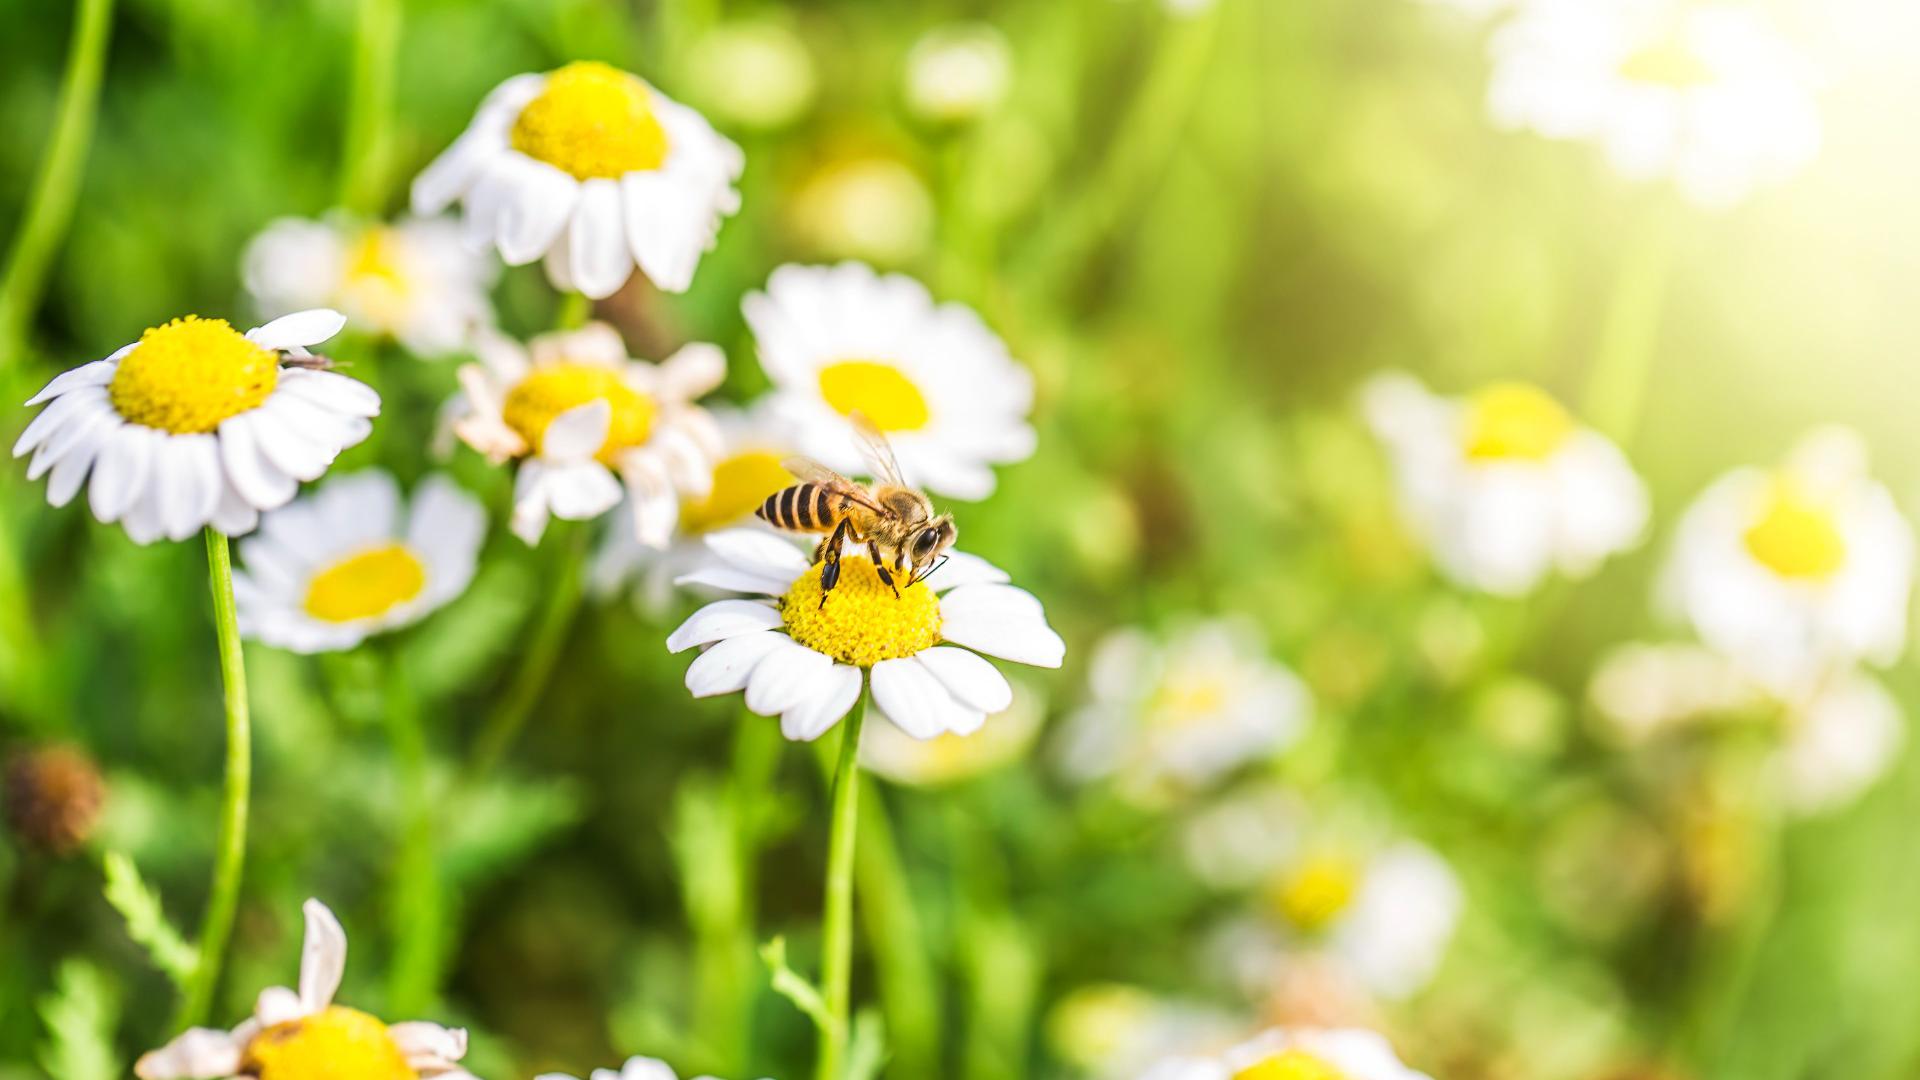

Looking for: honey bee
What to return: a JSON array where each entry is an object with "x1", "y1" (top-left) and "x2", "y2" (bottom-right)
[{"x1": 757, "y1": 413, "x2": 957, "y2": 605}]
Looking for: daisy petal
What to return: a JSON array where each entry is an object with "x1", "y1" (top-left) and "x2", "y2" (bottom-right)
[
  {"x1": 24, "y1": 357, "x2": 119, "y2": 408},
  {"x1": 543, "y1": 400, "x2": 612, "y2": 462},
  {"x1": 248, "y1": 309, "x2": 347, "y2": 351},
  {"x1": 914, "y1": 645, "x2": 1013, "y2": 713},
  {"x1": 685, "y1": 629, "x2": 788, "y2": 697},
  {"x1": 297, "y1": 898, "x2": 347, "y2": 1012},
  {"x1": 134, "y1": 1028, "x2": 242, "y2": 1080},
  {"x1": 89, "y1": 424, "x2": 156, "y2": 522},
  {"x1": 568, "y1": 177, "x2": 635, "y2": 300},
  {"x1": 940, "y1": 610, "x2": 1065, "y2": 669},
  {"x1": 783, "y1": 663, "x2": 863, "y2": 741},
  {"x1": 744, "y1": 639, "x2": 834, "y2": 716},
  {"x1": 667, "y1": 599, "x2": 784, "y2": 652},
  {"x1": 704, "y1": 528, "x2": 810, "y2": 579},
  {"x1": 871, "y1": 656, "x2": 968, "y2": 739}
]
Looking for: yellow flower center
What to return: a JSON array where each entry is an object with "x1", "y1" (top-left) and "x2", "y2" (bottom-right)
[
  {"x1": 502, "y1": 362, "x2": 656, "y2": 464},
  {"x1": 681, "y1": 450, "x2": 793, "y2": 533},
  {"x1": 1234, "y1": 1050, "x2": 1348, "y2": 1080},
  {"x1": 781, "y1": 556, "x2": 941, "y2": 667},
  {"x1": 107, "y1": 316, "x2": 280, "y2": 434},
  {"x1": 302, "y1": 543, "x2": 429, "y2": 623},
  {"x1": 1619, "y1": 38, "x2": 1715, "y2": 88},
  {"x1": 511, "y1": 61, "x2": 671, "y2": 180},
  {"x1": 1270, "y1": 854, "x2": 1361, "y2": 933},
  {"x1": 341, "y1": 226, "x2": 412, "y2": 328},
  {"x1": 1744, "y1": 478, "x2": 1846, "y2": 580},
  {"x1": 1462, "y1": 381, "x2": 1574, "y2": 462},
  {"x1": 817, "y1": 360, "x2": 931, "y2": 432},
  {"x1": 241, "y1": 1006, "x2": 417, "y2": 1080},
  {"x1": 1149, "y1": 676, "x2": 1229, "y2": 728}
]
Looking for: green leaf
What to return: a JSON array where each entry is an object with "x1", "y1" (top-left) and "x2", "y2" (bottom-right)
[
  {"x1": 758, "y1": 936, "x2": 833, "y2": 1035},
  {"x1": 101, "y1": 851, "x2": 197, "y2": 987},
  {"x1": 36, "y1": 959, "x2": 120, "y2": 1080},
  {"x1": 844, "y1": 1007, "x2": 890, "y2": 1080}
]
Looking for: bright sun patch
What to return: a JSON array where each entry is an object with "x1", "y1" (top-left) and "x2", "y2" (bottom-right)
[
  {"x1": 511, "y1": 61, "x2": 671, "y2": 180},
  {"x1": 1462, "y1": 381, "x2": 1574, "y2": 462},
  {"x1": 1744, "y1": 478, "x2": 1846, "y2": 580},
  {"x1": 1618, "y1": 38, "x2": 1715, "y2": 88},
  {"x1": 108, "y1": 316, "x2": 280, "y2": 434},
  {"x1": 1233, "y1": 1050, "x2": 1349, "y2": 1080},
  {"x1": 818, "y1": 360, "x2": 931, "y2": 431},
  {"x1": 502, "y1": 362, "x2": 656, "y2": 463},
  {"x1": 302, "y1": 544, "x2": 428, "y2": 623},
  {"x1": 240, "y1": 1006, "x2": 416, "y2": 1080},
  {"x1": 681, "y1": 450, "x2": 793, "y2": 533},
  {"x1": 782, "y1": 556, "x2": 941, "y2": 666},
  {"x1": 1271, "y1": 854, "x2": 1361, "y2": 933}
]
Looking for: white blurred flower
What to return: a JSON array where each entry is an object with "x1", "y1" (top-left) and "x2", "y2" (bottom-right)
[
  {"x1": 412, "y1": 61, "x2": 743, "y2": 297},
  {"x1": 447, "y1": 322, "x2": 725, "y2": 546},
  {"x1": 746, "y1": 262, "x2": 1036, "y2": 500},
  {"x1": 685, "y1": 21, "x2": 817, "y2": 131},
  {"x1": 904, "y1": 23, "x2": 1013, "y2": 124},
  {"x1": 538, "y1": 1057, "x2": 763, "y2": 1080},
  {"x1": 243, "y1": 215, "x2": 495, "y2": 356},
  {"x1": 1363, "y1": 371, "x2": 1648, "y2": 596},
  {"x1": 860, "y1": 675, "x2": 1044, "y2": 786},
  {"x1": 1057, "y1": 621, "x2": 1310, "y2": 803},
  {"x1": 1587, "y1": 641, "x2": 1766, "y2": 743},
  {"x1": 1487, "y1": 0, "x2": 1820, "y2": 208},
  {"x1": 1778, "y1": 669, "x2": 1905, "y2": 815},
  {"x1": 136, "y1": 900, "x2": 475, "y2": 1080},
  {"x1": 1047, "y1": 985, "x2": 1244, "y2": 1080},
  {"x1": 788, "y1": 156, "x2": 935, "y2": 266},
  {"x1": 234, "y1": 471, "x2": 485, "y2": 653},
  {"x1": 14, "y1": 310, "x2": 375, "y2": 543},
  {"x1": 1662, "y1": 427, "x2": 1913, "y2": 696},
  {"x1": 1140, "y1": 1027, "x2": 1434, "y2": 1080}
]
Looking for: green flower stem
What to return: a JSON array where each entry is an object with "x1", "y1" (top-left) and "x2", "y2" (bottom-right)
[
  {"x1": 338, "y1": 0, "x2": 402, "y2": 214},
  {"x1": 814, "y1": 689, "x2": 870, "y2": 1080},
  {"x1": 557, "y1": 290, "x2": 593, "y2": 330},
  {"x1": 465, "y1": 524, "x2": 587, "y2": 780},
  {"x1": 383, "y1": 647, "x2": 442, "y2": 1016},
  {"x1": 176, "y1": 530, "x2": 253, "y2": 1030},
  {"x1": 853, "y1": 780, "x2": 942, "y2": 1079},
  {"x1": 1581, "y1": 207, "x2": 1681, "y2": 447},
  {"x1": 0, "y1": 0, "x2": 116, "y2": 357}
]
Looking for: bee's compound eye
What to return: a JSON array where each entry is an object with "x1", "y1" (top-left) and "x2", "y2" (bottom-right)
[{"x1": 913, "y1": 529, "x2": 939, "y2": 557}]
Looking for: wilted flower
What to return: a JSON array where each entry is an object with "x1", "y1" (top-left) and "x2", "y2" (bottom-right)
[
  {"x1": 3, "y1": 744, "x2": 105, "y2": 856},
  {"x1": 136, "y1": 899, "x2": 476, "y2": 1080},
  {"x1": 1363, "y1": 371, "x2": 1647, "y2": 596},
  {"x1": 233, "y1": 470, "x2": 485, "y2": 653},
  {"x1": 1661, "y1": 427, "x2": 1912, "y2": 696},
  {"x1": 746, "y1": 262, "x2": 1035, "y2": 500},
  {"x1": 1487, "y1": 0, "x2": 1819, "y2": 208},
  {"x1": 859, "y1": 675, "x2": 1044, "y2": 786},
  {"x1": 412, "y1": 61, "x2": 743, "y2": 297},
  {"x1": 667, "y1": 529, "x2": 1063, "y2": 741},
  {"x1": 903, "y1": 23, "x2": 1013, "y2": 124},
  {"x1": 448, "y1": 322, "x2": 725, "y2": 545},
  {"x1": 242, "y1": 215, "x2": 494, "y2": 357},
  {"x1": 1057, "y1": 620, "x2": 1310, "y2": 803},
  {"x1": 14, "y1": 310, "x2": 376, "y2": 542},
  {"x1": 787, "y1": 155, "x2": 935, "y2": 266},
  {"x1": 685, "y1": 20, "x2": 817, "y2": 131},
  {"x1": 538, "y1": 1058, "x2": 762, "y2": 1080},
  {"x1": 1140, "y1": 1027, "x2": 1434, "y2": 1080}
]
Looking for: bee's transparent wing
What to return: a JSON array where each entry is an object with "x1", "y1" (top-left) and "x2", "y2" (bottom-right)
[
  {"x1": 781, "y1": 456, "x2": 886, "y2": 513},
  {"x1": 848, "y1": 411, "x2": 907, "y2": 487}
]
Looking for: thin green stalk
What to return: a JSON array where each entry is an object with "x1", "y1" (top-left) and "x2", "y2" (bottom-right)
[
  {"x1": 0, "y1": 0, "x2": 116, "y2": 356},
  {"x1": 338, "y1": 0, "x2": 402, "y2": 214},
  {"x1": 465, "y1": 525, "x2": 587, "y2": 779},
  {"x1": 1581, "y1": 208, "x2": 1681, "y2": 447},
  {"x1": 176, "y1": 530, "x2": 253, "y2": 1030},
  {"x1": 854, "y1": 781, "x2": 942, "y2": 1079},
  {"x1": 814, "y1": 689, "x2": 869, "y2": 1080},
  {"x1": 383, "y1": 647, "x2": 441, "y2": 1016}
]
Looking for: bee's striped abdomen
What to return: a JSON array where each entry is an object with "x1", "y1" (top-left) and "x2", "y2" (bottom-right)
[{"x1": 757, "y1": 484, "x2": 838, "y2": 532}]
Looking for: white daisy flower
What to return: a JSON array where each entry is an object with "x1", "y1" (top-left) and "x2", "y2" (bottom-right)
[
  {"x1": 13, "y1": 309, "x2": 377, "y2": 544},
  {"x1": 1140, "y1": 1027, "x2": 1434, "y2": 1080},
  {"x1": 666, "y1": 528, "x2": 1064, "y2": 741},
  {"x1": 1055, "y1": 620, "x2": 1311, "y2": 803},
  {"x1": 232, "y1": 470, "x2": 486, "y2": 653},
  {"x1": 1487, "y1": 0, "x2": 1820, "y2": 208},
  {"x1": 860, "y1": 675, "x2": 1044, "y2": 786},
  {"x1": 538, "y1": 1058, "x2": 766, "y2": 1080},
  {"x1": 745, "y1": 262, "x2": 1035, "y2": 500},
  {"x1": 447, "y1": 322, "x2": 725, "y2": 546},
  {"x1": 1047, "y1": 984, "x2": 1244, "y2": 1080},
  {"x1": 135, "y1": 899, "x2": 476, "y2": 1080},
  {"x1": 1662, "y1": 427, "x2": 1913, "y2": 696},
  {"x1": 1362, "y1": 371, "x2": 1648, "y2": 596},
  {"x1": 903, "y1": 23, "x2": 1013, "y2": 125},
  {"x1": 411, "y1": 61, "x2": 744, "y2": 298},
  {"x1": 243, "y1": 214, "x2": 496, "y2": 357},
  {"x1": 1778, "y1": 668, "x2": 1905, "y2": 816}
]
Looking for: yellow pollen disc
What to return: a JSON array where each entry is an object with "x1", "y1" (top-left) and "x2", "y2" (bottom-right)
[
  {"x1": 1149, "y1": 676, "x2": 1229, "y2": 727},
  {"x1": 302, "y1": 544, "x2": 429, "y2": 623},
  {"x1": 1618, "y1": 39, "x2": 1716, "y2": 88},
  {"x1": 782, "y1": 557, "x2": 941, "y2": 667},
  {"x1": 502, "y1": 362, "x2": 656, "y2": 464},
  {"x1": 1270, "y1": 854, "x2": 1361, "y2": 933},
  {"x1": 1234, "y1": 1050, "x2": 1348, "y2": 1080},
  {"x1": 818, "y1": 360, "x2": 931, "y2": 431},
  {"x1": 1462, "y1": 381, "x2": 1574, "y2": 462},
  {"x1": 1744, "y1": 478, "x2": 1846, "y2": 580},
  {"x1": 341, "y1": 227, "x2": 413, "y2": 327},
  {"x1": 241, "y1": 1005, "x2": 417, "y2": 1080},
  {"x1": 682, "y1": 450, "x2": 793, "y2": 533},
  {"x1": 511, "y1": 60, "x2": 671, "y2": 180},
  {"x1": 107, "y1": 316, "x2": 280, "y2": 434}
]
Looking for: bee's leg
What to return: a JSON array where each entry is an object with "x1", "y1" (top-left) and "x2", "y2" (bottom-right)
[
  {"x1": 819, "y1": 519, "x2": 850, "y2": 608},
  {"x1": 867, "y1": 539, "x2": 899, "y2": 598}
]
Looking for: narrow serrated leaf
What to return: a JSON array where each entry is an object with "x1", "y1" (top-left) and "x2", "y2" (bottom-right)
[
  {"x1": 37, "y1": 959, "x2": 120, "y2": 1080},
  {"x1": 101, "y1": 851, "x2": 197, "y2": 986}
]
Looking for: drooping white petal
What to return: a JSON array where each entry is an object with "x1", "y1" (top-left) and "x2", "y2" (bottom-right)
[
  {"x1": 568, "y1": 177, "x2": 636, "y2": 300},
  {"x1": 685, "y1": 629, "x2": 789, "y2": 697},
  {"x1": 389, "y1": 1022, "x2": 469, "y2": 1069},
  {"x1": 218, "y1": 413, "x2": 298, "y2": 509},
  {"x1": 13, "y1": 383, "x2": 106, "y2": 458},
  {"x1": 871, "y1": 656, "x2": 968, "y2": 739},
  {"x1": 914, "y1": 645, "x2": 1013, "y2": 713},
  {"x1": 495, "y1": 158, "x2": 581, "y2": 265},
  {"x1": 542, "y1": 400, "x2": 612, "y2": 463},
  {"x1": 88, "y1": 423, "x2": 157, "y2": 522},
  {"x1": 744, "y1": 639, "x2": 835, "y2": 717},
  {"x1": 783, "y1": 663, "x2": 864, "y2": 741},
  {"x1": 667, "y1": 598, "x2": 785, "y2": 652},
  {"x1": 24, "y1": 356, "x2": 119, "y2": 408}
]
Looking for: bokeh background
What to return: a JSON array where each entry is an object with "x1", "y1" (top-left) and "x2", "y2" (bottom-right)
[{"x1": 6, "y1": 0, "x2": 1920, "y2": 1078}]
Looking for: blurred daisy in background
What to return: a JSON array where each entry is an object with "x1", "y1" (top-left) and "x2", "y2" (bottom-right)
[
  {"x1": 903, "y1": 23, "x2": 1013, "y2": 125},
  {"x1": 233, "y1": 470, "x2": 485, "y2": 653},
  {"x1": 136, "y1": 899, "x2": 475, "y2": 1080},
  {"x1": 1486, "y1": 0, "x2": 1820, "y2": 208},
  {"x1": 1777, "y1": 668, "x2": 1904, "y2": 815},
  {"x1": 539, "y1": 1057, "x2": 759, "y2": 1080},
  {"x1": 1046, "y1": 984, "x2": 1244, "y2": 1080},
  {"x1": 411, "y1": 61, "x2": 744, "y2": 298},
  {"x1": 860, "y1": 675, "x2": 1044, "y2": 786},
  {"x1": 242, "y1": 215, "x2": 496, "y2": 357},
  {"x1": 1140, "y1": 1027, "x2": 1435, "y2": 1080},
  {"x1": 1056, "y1": 620, "x2": 1311, "y2": 804},
  {"x1": 1661, "y1": 426, "x2": 1912, "y2": 697},
  {"x1": 13, "y1": 309, "x2": 375, "y2": 543},
  {"x1": 666, "y1": 529, "x2": 1064, "y2": 741},
  {"x1": 747, "y1": 262, "x2": 1035, "y2": 499},
  {"x1": 448, "y1": 322, "x2": 725, "y2": 545},
  {"x1": 1362, "y1": 371, "x2": 1648, "y2": 597},
  {"x1": 589, "y1": 402, "x2": 795, "y2": 611},
  {"x1": 1587, "y1": 640, "x2": 1765, "y2": 745},
  {"x1": 684, "y1": 20, "x2": 817, "y2": 132}
]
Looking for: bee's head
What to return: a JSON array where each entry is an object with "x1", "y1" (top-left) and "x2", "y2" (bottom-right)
[{"x1": 908, "y1": 515, "x2": 958, "y2": 584}]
